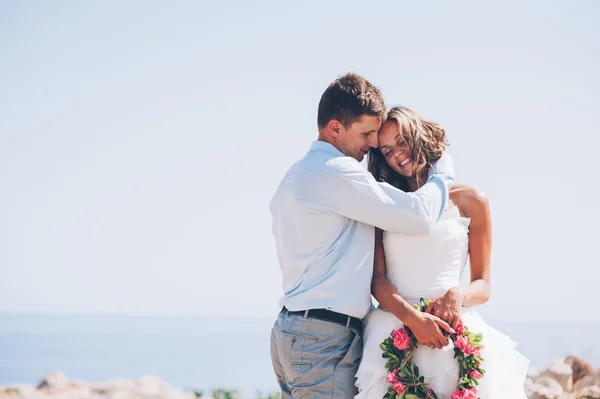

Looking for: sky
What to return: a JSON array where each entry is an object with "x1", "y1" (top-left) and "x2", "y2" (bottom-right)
[{"x1": 1, "y1": 1, "x2": 599, "y2": 322}]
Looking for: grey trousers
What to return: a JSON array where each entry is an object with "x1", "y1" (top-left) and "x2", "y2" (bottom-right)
[{"x1": 270, "y1": 310, "x2": 362, "y2": 398}]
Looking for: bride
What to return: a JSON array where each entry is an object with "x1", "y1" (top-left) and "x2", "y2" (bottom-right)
[{"x1": 355, "y1": 107, "x2": 529, "y2": 398}]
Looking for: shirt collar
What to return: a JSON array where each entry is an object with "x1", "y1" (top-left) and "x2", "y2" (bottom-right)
[{"x1": 310, "y1": 140, "x2": 344, "y2": 156}]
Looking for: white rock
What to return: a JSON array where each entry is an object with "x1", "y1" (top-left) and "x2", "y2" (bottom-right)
[
  {"x1": 95, "y1": 379, "x2": 136, "y2": 392},
  {"x1": 37, "y1": 371, "x2": 70, "y2": 391},
  {"x1": 135, "y1": 375, "x2": 172, "y2": 397},
  {"x1": 577, "y1": 385, "x2": 600, "y2": 399},
  {"x1": 106, "y1": 391, "x2": 134, "y2": 399},
  {"x1": 530, "y1": 375, "x2": 565, "y2": 399},
  {"x1": 525, "y1": 377, "x2": 537, "y2": 397},
  {"x1": 540, "y1": 360, "x2": 574, "y2": 392},
  {"x1": 529, "y1": 369, "x2": 541, "y2": 379},
  {"x1": 0, "y1": 385, "x2": 50, "y2": 399}
]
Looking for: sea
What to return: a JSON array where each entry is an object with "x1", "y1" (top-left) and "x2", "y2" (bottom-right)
[{"x1": 0, "y1": 313, "x2": 598, "y2": 397}]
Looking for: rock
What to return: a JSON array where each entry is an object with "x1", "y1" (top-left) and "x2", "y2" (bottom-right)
[
  {"x1": 529, "y1": 375, "x2": 565, "y2": 399},
  {"x1": 0, "y1": 371, "x2": 203, "y2": 399},
  {"x1": 94, "y1": 379, "x2": 136, "y2": 393},
  {"x1": 574, "y1": 371, "x2": 600, "y2": 391},
  {"x1": 525, "y1": 377, "x2": 537, "y2": 397},
  {"x1": 0, "y1": 384, "x2": 49, "y2": 399},
  {"x1": 540, "y1": 360, "x2": 574, "y2": 392},
  {"x1": 529, "y1": 369, "x2": 541, "y2": 379},
  {"x1": 36, "y1": 371, "x2": 70, "y2": 391},
  {"x1": 37, "y1": 372, "x2": 94, "y2": 399},
  {"x1": 577, "y1": 386, "x2": 600, "y2": 399},
  {"x1": 135, "y1": 375, "x2": 172, "y2": 397},
  {"x1": 565, "y1": 356, "x2": 595, "y2": 384}
]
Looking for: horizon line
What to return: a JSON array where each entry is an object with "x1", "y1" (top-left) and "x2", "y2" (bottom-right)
[{"x1": 0, "y1": 310, "x2": 597, "y2": 324}]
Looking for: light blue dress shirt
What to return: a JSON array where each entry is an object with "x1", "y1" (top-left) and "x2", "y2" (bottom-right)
[{"x1": 269, "y1": 141, "x2": 453, "y2": 319}]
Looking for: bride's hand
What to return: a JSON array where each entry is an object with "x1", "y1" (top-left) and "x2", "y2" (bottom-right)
[
  {"x1": 404, "y1": 311, "x2": 455, "y2": 349},
  {"x1": 425, "y1": 287, "x2": 465, "y2": 329}
]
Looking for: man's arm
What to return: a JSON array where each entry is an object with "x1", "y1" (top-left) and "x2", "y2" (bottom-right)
[{"x1": 327, "y1": 154, "x2": 454, "y2": 234}]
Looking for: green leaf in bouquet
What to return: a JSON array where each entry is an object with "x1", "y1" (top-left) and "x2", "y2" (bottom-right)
[
  {"x1": 468, "y1": 333, "x2": 483, "y2": 345},
  {"x1": 398, "y1": 368, "x2": 410, "y2": 378},
  {"x1": 380, "y1": 343, "x2": 388, "y2": 351},
  {"x1": 405, "y1": 394, "x2": 421, "y2": 399}
]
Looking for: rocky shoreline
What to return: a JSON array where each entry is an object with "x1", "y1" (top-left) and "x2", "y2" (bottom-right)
[
  {"x1": 526, "y1": 356, "x2": 600, "y2": 399},
  {"x1": 1, "y1": 356, "x2": 598, "y2": 399},
  {"x1": 0, "y1": 371, "x2": 199, "y2": 399}
]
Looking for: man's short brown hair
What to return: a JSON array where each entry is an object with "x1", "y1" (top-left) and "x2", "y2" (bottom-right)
[{"x1": 317, "y1": 73, "x2": 387, "y2": 129}]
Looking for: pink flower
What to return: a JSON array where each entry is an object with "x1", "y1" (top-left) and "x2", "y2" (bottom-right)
[
  {"x1": 454, "y1": 335, "x2": 481, "y2": 357},
  {"x1": 386, "y1": 370, "x2": 398, "y2": 384},
  {"x1": 392, "y1": 381, "x2": 407, "y2": 395},
  {"x1": 464, "y1": 345, "x2": 478, "y2": 356},
  {"x1": 391, "y1": 328, "x2": 411, "y2": 350},
  {"x1": 465, "y1": 346, "x2": 482, "y2": 358},
  {"x1": 451, "y1": 388, "x2": 478, "y2": 399},
  {"x1": 454, "y1": 335, "x2": 469, "y2": 352},
  {"x1": 469, "y1": 369, "x2": 482, "y2": 379},
  {"x1": 455, "y1": 319, "x2": 465, "y2": 335}
]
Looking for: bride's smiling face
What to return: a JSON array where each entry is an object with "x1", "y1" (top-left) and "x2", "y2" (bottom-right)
[{"x1": 378, "y1": 120, "x2": 415, "y2": 178}]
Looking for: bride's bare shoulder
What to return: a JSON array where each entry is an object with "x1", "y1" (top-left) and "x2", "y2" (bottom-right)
[{"x1": 449, "y1": 184, "x2": 489, "y2": 218}]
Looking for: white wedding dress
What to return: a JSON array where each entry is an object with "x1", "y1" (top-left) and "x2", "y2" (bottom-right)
[{"x1": 355, "y1": 206, "x2": 529, "y2": 398}]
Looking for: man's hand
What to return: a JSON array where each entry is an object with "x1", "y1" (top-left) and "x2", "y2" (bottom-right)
[{"x1": 404, "y1": 310, "x2": 455, "y2": 349}]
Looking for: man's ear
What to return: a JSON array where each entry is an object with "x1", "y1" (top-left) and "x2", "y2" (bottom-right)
[{"x1": 328, "y1": 120, "x2": 342, "y2": 138}]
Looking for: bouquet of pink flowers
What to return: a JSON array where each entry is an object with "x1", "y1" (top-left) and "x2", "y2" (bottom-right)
[{"x1": 379, "y1": 298, "x2": 485, "y2": 399}]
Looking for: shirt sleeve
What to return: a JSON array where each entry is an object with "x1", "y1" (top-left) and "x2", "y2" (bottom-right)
[{"x1": 326, "y1": 157, "x2": 452, "y2": 234}]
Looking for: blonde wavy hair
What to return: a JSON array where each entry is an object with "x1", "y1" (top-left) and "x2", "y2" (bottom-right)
[{"x1": 368, "y1": 106, "x2": 449, "y2": 191}]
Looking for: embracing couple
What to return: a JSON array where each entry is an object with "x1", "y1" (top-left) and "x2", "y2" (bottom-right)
[{"x1": 269, "y1": 74, "x2": 528, "y2": 398}]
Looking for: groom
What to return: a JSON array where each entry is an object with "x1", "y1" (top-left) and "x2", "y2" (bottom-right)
[{"x1": 269, "y1": 73, "x2": 455, "y2": 398}]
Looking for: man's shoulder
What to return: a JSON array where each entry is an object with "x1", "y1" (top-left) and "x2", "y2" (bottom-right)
[
  {"x1": 276, "y1": 151, "x2": 358, "y2": 193},
  {"x1": 300, "y1": 150, "x2": 362, "y2": 175}
]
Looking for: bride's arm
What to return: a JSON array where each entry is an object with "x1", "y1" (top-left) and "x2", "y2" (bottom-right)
[
  {"x1": 425, "y1": 184, "x2": 492, "y2": 327},
  {"x1": 371, "y1": 228, "x2": 415, "y2": 320},
  {"x1": 455, "y1": 185, "x2": 492, "y2": 306},
  {"x1": 372, "y1": 228, "x2": 454, "y2": 349}
]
